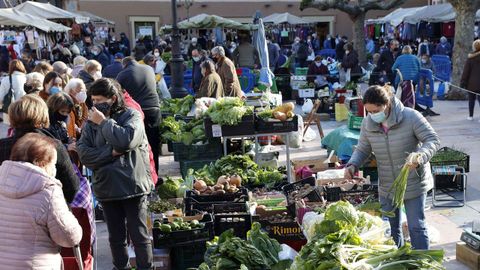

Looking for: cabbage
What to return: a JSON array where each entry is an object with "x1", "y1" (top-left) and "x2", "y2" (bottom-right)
[
  {"x1": 157, "y1": 177, "x2": 181, "y2": 199},
  {"x1": 324, "y1": 201, "x2": 359, "y2": 226}
]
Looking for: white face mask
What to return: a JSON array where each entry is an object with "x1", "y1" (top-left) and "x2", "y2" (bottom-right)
[
  {"x1": 154, "y1": 52, "x2": 160, "y2": 57},
  {"x1": 93, "y1": 71, "x2": 102, "y2": 80},
  {"x1": 75, "y1": 91, "x2": 87, "y2": 103},
  {"x1": 193, "y1": 56, "x2": 201, "y2": 62}
]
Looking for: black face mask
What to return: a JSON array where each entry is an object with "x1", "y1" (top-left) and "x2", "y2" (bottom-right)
[
  {"x1": 54, "y1": 112, "x2": 68, "y2": 122},
  {"x1": 24, "y1": 84, "x2": 34, "y2": 94},
  {"x1": 94, "y1": 102, "x2": 112, "y2": 115},
  {"x1": 393, "y1": 47, "x2": 399, "y2": 52}
]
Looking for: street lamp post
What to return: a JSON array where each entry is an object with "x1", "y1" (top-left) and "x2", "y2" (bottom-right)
[{"x1": 169, "y1": 0, "x2": 188, "y2": 98}]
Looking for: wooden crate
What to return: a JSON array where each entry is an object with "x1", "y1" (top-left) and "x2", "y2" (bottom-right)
[{"x1": 457, "y1": 242, "x2": 480, "y2": 270}]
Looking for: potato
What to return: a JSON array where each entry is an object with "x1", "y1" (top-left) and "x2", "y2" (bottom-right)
[
  {"x1": 273, "y1": 111, "x2": 287, "y2": 121},
  {"x1": 213, "y1": 190, "x2": 226, "y2": 195}
]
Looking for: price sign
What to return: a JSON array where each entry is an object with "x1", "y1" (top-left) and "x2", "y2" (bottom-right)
[{"x1": 212, "y1": 125, "x2": 222, "y2": 137}]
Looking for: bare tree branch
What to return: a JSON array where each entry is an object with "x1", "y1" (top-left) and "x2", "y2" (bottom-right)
[{"x1": 301, "y1": 0, "x2": 407, "y2": 13}]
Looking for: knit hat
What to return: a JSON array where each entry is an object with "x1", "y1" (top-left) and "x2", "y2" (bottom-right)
[{"x1": 473, "y1": 40, "x2": 480, "y2": 52}]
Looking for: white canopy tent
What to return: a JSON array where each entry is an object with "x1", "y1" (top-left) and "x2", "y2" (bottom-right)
[
  {"x1": 263, "y1": 13, "x2": 309, "y2": 25},
  {"x1": 404, "y1": 3, "x2": 455, "y2": 24},
  {"x1": 0, "y1": 8, "x2": 71, "y2": 32},
  {"x1": 366, "y1": 7, "x2": 426, "y2": 26},
  {"x1": 14, "y1": 1, "x2": 89, "y2": 24},
  {"x1": 77, "y1": 11, "x2": 114, "y2": 26}
]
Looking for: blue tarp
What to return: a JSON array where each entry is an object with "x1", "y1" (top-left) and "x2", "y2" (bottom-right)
[{"x1": 321, "y1": 125, "x2": 360, "y2": 161}]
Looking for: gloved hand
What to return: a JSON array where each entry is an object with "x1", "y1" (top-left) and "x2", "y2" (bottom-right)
[
  {"x1": 406, "y1": 152, "x2": 423, "y2": 170},
  {"x1": 344, "y1": 164, "x2": 357, "y2": 179}
]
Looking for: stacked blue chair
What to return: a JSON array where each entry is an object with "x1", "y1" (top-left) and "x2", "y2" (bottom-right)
[
  {"x1": 236, "y1": 68, "x2": 255, "y2": 93},
  {"x1": 319, "y1": 49, "x2": 336, "y2": 59},
  {"x1": 416, "y1": 68, "x2": 435, "y2": 109},
  {"x1": 431, "y1": 55, "x2": 451, "y2": 100}
]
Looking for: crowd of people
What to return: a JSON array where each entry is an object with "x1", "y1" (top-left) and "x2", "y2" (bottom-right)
[{"x1": 0, "y1": 25, "x2": 478, "y2": 269}]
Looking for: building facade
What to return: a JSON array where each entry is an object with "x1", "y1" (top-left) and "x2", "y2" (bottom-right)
[{"x1": 75, "y1": 0, "x2": 427, "y2": 43}]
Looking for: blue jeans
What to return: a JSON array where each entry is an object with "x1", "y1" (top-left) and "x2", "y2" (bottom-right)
[{"x1": 379, "y1": 193, "x2": 429, "y2": 250}]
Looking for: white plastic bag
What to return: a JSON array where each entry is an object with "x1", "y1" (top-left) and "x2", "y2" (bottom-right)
[
  {"x1": 301, "y1": 211, "x2": 325, "y2": 241},
  {"x1": 303, "y1": 127, "x2": 317, "y2": 142},
  {"x1": 158, "y1": 78, "x2": 171, "y2": 99},
  {"x1": 302, "y1": 99, "x2": 313, "y2": 114},
  {"x1": 285, "y1": 115, "x2": 303, "y2": 148},
  {"x1": 278, "y1": 244, "x2": 298, "y2": 261}
]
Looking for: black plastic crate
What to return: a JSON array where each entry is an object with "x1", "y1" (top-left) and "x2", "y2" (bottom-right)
[
  {"x1": 430, "y1": 147, "x2": 470, "y2": 173},
  {"x1": 282, "y1": 177, "x2": 322, "y2": 217},
  {"x1": 179, "y1": 159, "x2": 216, "y2": 179},
  {"x1": 255, "y1": 115, "x2": 299, "y2": 133},
  {"x1": 152, "y1": 213, "x2": 214, "y2": 248},
  {"x1": 184, "y1": 188, "x2": 249, "y2": 215},
  {"x1": 323, "y1": 184, "x2": 379, "y2": 203},
  {"x1": 204, "y1": 114, "x2": 255, "y2": 138},
  {"x1": 170, "y1": 239, "x2": 207, "y2": 270},
  {"x1": 172, "y1": 139, "x2": 222, "y2": 162},
  {"x1": 213, "y1": 203, "x2": 251, "y2": 238},
  {"x1": 167, "y1": 140, "x2": 173, "y2": 153},
  {"x1": 434, "y1": 167, "x2": 466, "y2": 190}
]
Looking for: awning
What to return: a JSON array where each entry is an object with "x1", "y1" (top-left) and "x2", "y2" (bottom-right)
[
  {"x1": 14, "y1": 1, "x2": 89, "y2": 24},
  {"x1": 404, "y1": 3, "x2": 454, "y2": 24},
  {"x1": 162, "y1": 14, "x2": 254, "y2": 31},
  {"x1": 263, "y1": 12, "x2": 309, "y2": 25},
  {"x1": 366, "y1": 7, "x2": 426, "y2": 26},
  {"x1": 0, "y1": 8, "x2": 71, "y2": 32},
  {"x1": 77, "y1": 11, "x2": 114, "y2": 26}
]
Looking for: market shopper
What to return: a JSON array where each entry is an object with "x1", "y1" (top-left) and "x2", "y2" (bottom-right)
[
  {"x1": 103, "y1": 52, "x2": 124, "y2": 79},
  {"x1": 233, "y1": 36, "x2": 259, "y2": 69},
  {"x1": 341, "y1": 43, "x2": 363, "y2": 83},
  {"x1": 24, "y1": 72, "x2": 45, "y2": 95},
  {"x1": 345, "y1": 85, "x2": 440, "y2": 250},
  {"x1": 211, "y1": 46, "x2": 244, "y2": 97},
  {"x1": 197, "y1": 60, "x2": 224, "y2": 99},
  {"x1": 378, "y1": 40, "x2": 400, "y2": 84},
  {"x1": 435, "y1": 37, "x2": 452, "y2": 57},
  {"x1": 0, "y1": 59, "x2": 27, "y2": 108},
  {"x1": 391, "y1": 45, "x2": 421, "y2": 87},
  {"x1": 420, "y1": 54, "x2": 436, "y2": 73},
  {"x1": 461, "y1": 40, "x2": 480, "y2": 121},
  {"x1": 77, "y1": 78, "x2": 153, "y2": 270},
  {"x1": 0, "y1": 133, "x2": 82, "y2": 269},
  {"x1": 116, "y1": 57, "x2": 161, "y2": 172},
  {"x1": 52, "y1": 61, "x2": 72, "y2": 85},
  {"x1": 78, "y1": 59, "x2": 102, "y2": 91},
  {"x1": 40, "y1": 71, "x2": 64, "y2": 101},
  {"x1": 46, "y1": 92, "x2": 75, "y2": 145},
  {"x1": 267, "y1": 35, "x2": 280, "y2": 71},
  {"x1": 91, "y1": 44, "x2": 111, "y2": 69},
  {"x1": 33, "y1": 61, "x2": 54, "y2": 76},
  {"x1": 307, "y1": 55, "x2": 329, "y2": 87},
  {"x1": 192, "y1": 49, "x2": 206, "y2": 93},
  {"x1": 0, "y1": 94, "x2": 79, "y2": 203},
  {"x1": 64, "y1": 78, "x2": 88, "y2": 139},
  {"x1": 72, "y1": 56, "x2": 88, "y2": 78}
]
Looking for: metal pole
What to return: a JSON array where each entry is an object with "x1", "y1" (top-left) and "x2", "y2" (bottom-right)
[{"x1": 169, "y1": 0, "x2": 188, "y2": 98}]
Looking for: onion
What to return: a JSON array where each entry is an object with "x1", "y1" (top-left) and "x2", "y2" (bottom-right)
[
  {"x1": 229, "y1": 174, "x2": 242, "y2": 187},
  {"x1": 193, "y1": 180, "x2": 207, "y2": 191},
  {"x1": 217, "y1": 175, "x2": 230, "y2": 186}
]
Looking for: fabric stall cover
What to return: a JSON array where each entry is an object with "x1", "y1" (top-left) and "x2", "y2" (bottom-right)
[
  {"x1": 0, "y1": 8, "x2": 71, "y2": 33},
  {"x1": 13, "y1": 1, "x2": 89, "y2": 24},
  {"x1": 366, "y1": 7, "x2": 426, "y2": 27},
  {"x1": 255, "y1": 18, "x2": 274, "y2": 87},
  {"x1": 263, "y1": 12, "x2": 309, "y2": 25},
  {"x1": 77, "y1": 11, "x2": 115, "y2": 26}
]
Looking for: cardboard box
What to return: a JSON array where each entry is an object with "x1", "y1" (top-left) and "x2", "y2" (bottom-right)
[
  {"x1": 457, "y1": 242, "x2": 480, "y2": 270},
  {"x1": 291, "y1": 155, "x2": 340, "y2": 181}
]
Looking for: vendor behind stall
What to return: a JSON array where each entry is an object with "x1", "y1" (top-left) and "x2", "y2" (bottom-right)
[
  {"x1": 307, "y1": 55, "x2": 329, "y2": 88},
  {"x1": 345, "y1": 85, "x2": 440, "y2": 250}
]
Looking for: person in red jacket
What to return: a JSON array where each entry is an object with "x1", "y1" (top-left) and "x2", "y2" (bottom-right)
[
  {"x1": 122, "y1": 88, "x2": 158, "y2": 186},
  {"x1": 307, "y1": 55, "x2": 329, "y2": 87}
]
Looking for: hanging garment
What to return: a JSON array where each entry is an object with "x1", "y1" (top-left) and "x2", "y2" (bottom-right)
[{"x1": 442, "y1": 22, "x2": 455, "y2": 38}]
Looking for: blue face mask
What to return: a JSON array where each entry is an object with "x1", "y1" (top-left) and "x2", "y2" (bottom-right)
[
  {"x1": 370, "y1": 110, "x2": 387, "y2": 123},
  {"x1": 49, "y1": 86, "x2": 61, "y2": 95}
]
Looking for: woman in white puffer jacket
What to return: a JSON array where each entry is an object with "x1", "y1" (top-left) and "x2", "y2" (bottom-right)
[{"x1": 0, "y1": 133, "x2": 82, "y2": 269}]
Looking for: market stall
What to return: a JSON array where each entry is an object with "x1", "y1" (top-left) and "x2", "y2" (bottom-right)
[
  {"x1": 0, "y1": 8, "x2": 71, "y2": 33},
  {"x1": 13, "y1": 1, "x2": 89, "y2": 24},
  {"x1": 263, "y1": 12, "x2": 309, "y2": 25}
]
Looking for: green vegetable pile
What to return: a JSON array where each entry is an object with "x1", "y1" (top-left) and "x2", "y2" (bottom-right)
[
  {"x1": 156, "y1": 177, "x2": 183, "y2": 199},
  {"x1": 206, "y1": 97, "x2": 253, "y2": 126},
  {"x1": 191, "y1": 155, "x2": 286, "y2": 187},
  {"x1": 199, "y1": 222, "x2": 292, "y2": 270},
  {"x1": 161, "y1": 95, "x2": 195, "y2": 116},
  {"x1": 383, "y1": 165, "x2": 410, "y2": 218},
  {"x1": 154, "y1": 217, "x2": 204, "y2": 233},
  {"x1": 160, "y1": 116, "x2": 206, "y2": 145},
  {"x1": 291, "y1": 201, "x2": 445, "y2": 270},
  {"x1": 147, "y1": 200, "x2": 177, "y2": 214}
]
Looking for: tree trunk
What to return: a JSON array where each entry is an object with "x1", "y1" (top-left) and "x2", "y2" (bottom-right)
[
  {"x1": 448, "y1": 4, "x2": 476, "y2": 100},
  {"x1": 350, "y1": 13, "x2": 368, "y2": 68}
]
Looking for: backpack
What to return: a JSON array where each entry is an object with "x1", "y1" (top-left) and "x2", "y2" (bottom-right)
[{"x1": 2, "y1": 75, "x2": 14, "y2": 113}]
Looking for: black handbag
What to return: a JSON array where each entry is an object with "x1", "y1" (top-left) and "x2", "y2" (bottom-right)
[{"x1": 2, "y1": 75, "x2": 14, "y2": 113}]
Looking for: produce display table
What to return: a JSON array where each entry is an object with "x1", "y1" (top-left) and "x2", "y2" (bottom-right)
[
  {"x1": 321, "y1": 125, "x2": 360, "y2": 161},
  {"x1": 221, "y1": 132, "x2": 292, "y2": 183}
]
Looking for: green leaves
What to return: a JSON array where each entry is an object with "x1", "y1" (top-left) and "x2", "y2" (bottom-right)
[
  {"x1": 206, "y1": 97, "x2": 253, "y2": 126},
  {"x1": 160, "y1": 96, "x2": 195, "y2": 116}
]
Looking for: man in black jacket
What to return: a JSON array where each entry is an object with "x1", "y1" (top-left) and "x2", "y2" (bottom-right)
[
  {"x1": 335, "y1": 36, "x2": 348, "y2": 61},
  {"x1": 116, "y1": 57, "x2": 161, "y2": 172},
  {"x1": 378, "y1": 40, "x2": 400, "y2": 84}
]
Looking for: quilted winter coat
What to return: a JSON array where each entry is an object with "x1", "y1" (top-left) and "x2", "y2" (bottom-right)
[
  {"x1": 0, "y1": 161, "x2": 82, "y2": 269},
  {"x1": 348, "y1": 97, "x2": 440, "y2": 200}
]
